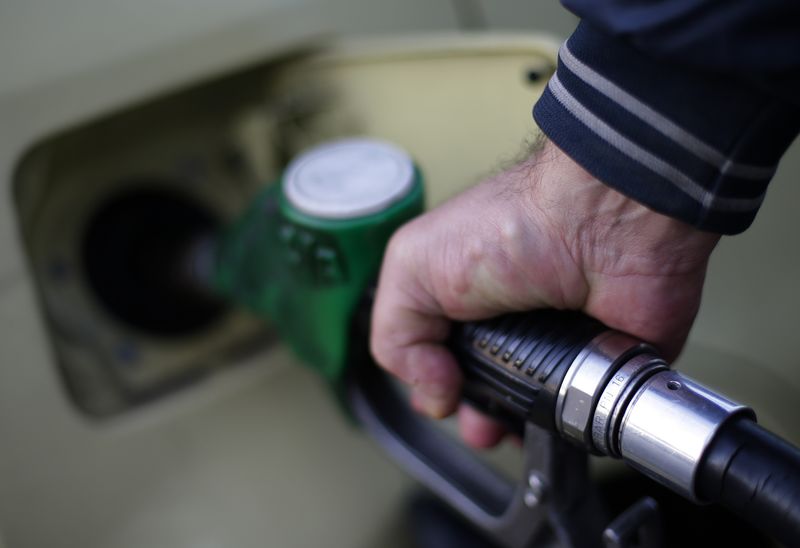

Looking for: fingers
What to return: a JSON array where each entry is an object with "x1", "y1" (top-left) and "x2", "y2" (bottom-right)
[
  {"x1": 374, "y1": 330, "x2": 462, "y2": 419},
  {"x1": 458, "y1": 404, "x2": 506, "y2": 448},
  {"x1": 403, "y1": 342, "x2": 463, "y2": 418},
  {"x1": 369, "y1": 176, "x2": 555, "y2": 436},
  {"x1": 371, "y1": 232, "x2": 463, "y2": 418}
]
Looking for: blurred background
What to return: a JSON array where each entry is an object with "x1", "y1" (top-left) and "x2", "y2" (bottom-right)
[{"x1": 0, "y1": 1, "x2": 797, "y2": 547}]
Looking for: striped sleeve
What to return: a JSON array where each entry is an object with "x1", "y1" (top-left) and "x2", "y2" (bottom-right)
[{"x1": 533, "y1": 22, "x2": 800, "y2": 234}]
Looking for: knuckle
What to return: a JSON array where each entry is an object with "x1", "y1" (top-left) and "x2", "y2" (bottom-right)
[
  {"x1": 383, "y1": 225, "x2": 415, "y2": 266},
  {"x1": 369, "y1": 334, "x2": 392, "y2": 371},
  {"x1": 369, "y1": 317, "x2": 405, "y2": 377}
]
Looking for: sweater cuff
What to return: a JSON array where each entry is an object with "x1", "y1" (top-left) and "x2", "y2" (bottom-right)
[{"x1": 533, "y1": 22, "x2": 800, "y2": 234}]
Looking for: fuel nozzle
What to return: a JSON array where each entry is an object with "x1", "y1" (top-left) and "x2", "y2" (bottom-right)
[
  {"x1": 559, "y1": 338, "x2": 754, "y2": 501},
  {"x1": 188, "y1": 138, "x2": 425, "y2": 382},
  {"x1": 451, "y1": 312, "x2": 753, "y2": 502}
]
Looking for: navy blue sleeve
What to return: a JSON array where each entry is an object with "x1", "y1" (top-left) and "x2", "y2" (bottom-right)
[{"x1": 533, "y1": 2, "x2": 800, "y2": 234}]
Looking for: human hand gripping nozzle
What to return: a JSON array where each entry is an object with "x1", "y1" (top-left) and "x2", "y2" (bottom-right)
[{"x1": 194, "y1": 138, "x2": 800, "y2": 548}]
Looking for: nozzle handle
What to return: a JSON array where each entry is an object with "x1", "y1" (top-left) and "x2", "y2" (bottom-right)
[{"x1": 451, "y1": 311, "x2": 606, "y2": 434}]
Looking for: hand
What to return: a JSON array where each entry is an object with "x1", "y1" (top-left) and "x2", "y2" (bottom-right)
[{"x1": 370, "y1": 139, "x2": 720, "y2": 448}]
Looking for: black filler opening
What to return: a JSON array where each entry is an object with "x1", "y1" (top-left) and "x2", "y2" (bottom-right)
[{"x1": 82, "y1": 185, "x2": 226, "y2": 337}]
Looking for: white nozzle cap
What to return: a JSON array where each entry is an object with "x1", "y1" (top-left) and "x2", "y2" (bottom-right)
[{"x1": 284, "y1": 138, "x2": 415, "y2": 220}]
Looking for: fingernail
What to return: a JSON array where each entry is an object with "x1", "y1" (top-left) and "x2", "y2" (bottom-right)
[
  {"x1": 418, "y1": 380, "x2": 452, "y2": 399},
  {"x1": 411, "y1": 390, "x2": 455, "y2": 419}
]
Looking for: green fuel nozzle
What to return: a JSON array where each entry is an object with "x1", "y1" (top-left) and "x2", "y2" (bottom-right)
[{"x1": 198, "y1": 138, "x2": 424, "y2": 383}]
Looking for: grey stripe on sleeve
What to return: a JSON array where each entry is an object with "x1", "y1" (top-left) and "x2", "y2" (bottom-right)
[
  {"x1": 547, "y1": 73, "x2": 765, "y2": 213},
  {"x1": 559, "y1": 43, "x2": 776, "y2": 180}
]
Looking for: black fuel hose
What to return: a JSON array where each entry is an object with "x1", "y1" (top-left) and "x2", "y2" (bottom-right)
[{"x1": 697, "y1": 416, "x2": 800, "y2": 547}]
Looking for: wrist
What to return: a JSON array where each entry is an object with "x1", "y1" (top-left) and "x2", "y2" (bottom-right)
[{"x1": 525, "y1": 140, "x2": 720, "y2": 278}]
